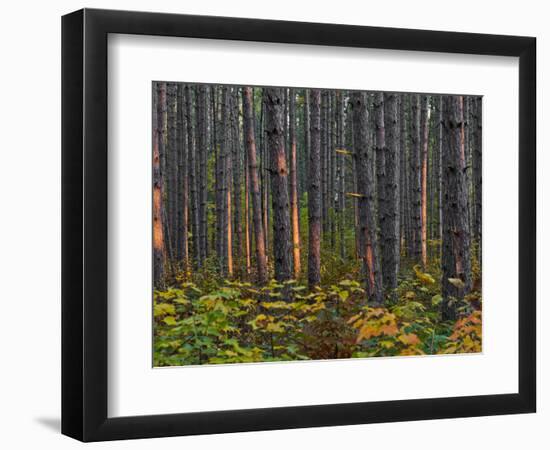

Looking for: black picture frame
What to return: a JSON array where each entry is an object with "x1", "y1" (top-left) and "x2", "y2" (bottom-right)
[{"x1": 62, "y1": 8, "x2": 536, "y2": 442}]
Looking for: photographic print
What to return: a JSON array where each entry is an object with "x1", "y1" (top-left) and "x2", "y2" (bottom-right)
[{"x1": 152, "y1": 83, "x2": 482, "y2": 367}]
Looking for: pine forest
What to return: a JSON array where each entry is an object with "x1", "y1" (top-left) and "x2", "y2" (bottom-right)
[{"x1": 152, "y1": 82, "x2": 482, "y2": 366}]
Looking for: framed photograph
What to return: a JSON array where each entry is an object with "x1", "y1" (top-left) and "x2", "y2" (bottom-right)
[{"x1": 62, "y1": 8, "x2": 536, "y2": 442}]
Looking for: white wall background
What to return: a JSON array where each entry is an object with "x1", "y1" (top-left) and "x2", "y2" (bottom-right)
[{"x1": 0, "y1": 1, "x2": 546, "y2": 448}]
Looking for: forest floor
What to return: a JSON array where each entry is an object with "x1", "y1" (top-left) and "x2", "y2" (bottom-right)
[{"x1": 153, "y1": 247, "x2": 482, "y2": 366}]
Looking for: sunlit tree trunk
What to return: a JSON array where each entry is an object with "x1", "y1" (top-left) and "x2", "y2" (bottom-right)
[
  {"x1": 288, "y1": 89, "x2": 301, "y2": 279},
  {"x1": 351, "y1": 92, "x2": 384, "y2": 305},
  {"x1": 153, "y1": 83, "x2": 166, "y2": 289},
  {"x1": 243, "y1": 87, "x2": 267, "y2": 284}
]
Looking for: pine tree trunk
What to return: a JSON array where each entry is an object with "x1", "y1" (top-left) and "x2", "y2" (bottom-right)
[
  {"x1": 409, "y1": 94, "x2": 422, "y2": 261},
  {"x1": 184, "y1": 85, "x2": 200, "y2": 267},
  {"x1": 243, "y1": 87, "x2": 267, "y2": 283},
  {"x1": 166, "y1": 83, "x2": 178, "y2": 270},
  {"x1": 197, "y1": 85, "x2": 208, "y2": 264},
  {"x1": 264, "y1": 88, "x2": 292, "y2": 282},
  {"x1": 177, "y1": 84, "x2": 189, "y2": 271},
  {"x1": 153, "y1": 83, "x2": 166, "y2": 289},
  {"x1": 383, "y1": 92, "x2": 400, "y2": 292},
  {"x1": 308, "y1": 89, "x2": 322, "y2": 288},
  {"x1": 441, "y1": 95, "x2": 472, "y2": 320},
  {"x1": 399, "y1": 94, "x2": 408, "y2": 253},
  {"x1": 472, "y1": 97, "x2": 482, "y2": 268},
  {"x1": 420, "y1": 95, "x2": 430, "y2": 268},
  {"x1": 351, "y1": 92, "x2": 384, "y2": 305},
  {"x1": 230, "y1": 89, "x2": 243, "y2": 269},
  {"x1": 289, "y1": 89, "x2": 301, "y2": 279}
]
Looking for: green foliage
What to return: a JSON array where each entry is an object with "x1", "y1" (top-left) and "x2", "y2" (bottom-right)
[{"x1": 154, "y1": 261, "x2": 482, "y2": 366}]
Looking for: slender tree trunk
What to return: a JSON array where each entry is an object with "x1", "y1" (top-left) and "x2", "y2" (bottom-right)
[
  {"x1": 197, "y1": 85, "x2": 208, "y2": 263},
  {"x1": 383, "y1": 92, "x2": 400, "y2": 292},
  {"x1": 177, "y1": 85, "x2": 189, "y2": 271},
  {"x1": 420, "y1": 95, "x2": 430, "y2": 268},
  {"x1": 472, "y1": 96, "x2": 482, "y2": 268},
  {"x1": 243, "y1": 135, "x2": 252, "y2": 276},
  {"x1": 351, "y1": 92, "x2": 384, "y2": 305},
  {"x1": 399, "y1": 94, "x2": 408, "y2": 253},
  {"x1": 153, "y1": 83, "x2": 166, "y2": 289},
  {"x1": 288, "y1": 89, "x2": 301, "y2": 279},
  {"x1": 230, "y1": 90, "x2": 243, "y2": 268},
  {"x1": 166, "y1": 83, "x2": 178, "y2": 271},
  {"x1": 242, "y1": 87, "x2": 267, "y2": 283},
  {"x1": 264, "y1": 88, "x2": 292, "y2": 282},
  {"x1": 441, "y1": 95, "x2": 472, "y2": 320},
  {"x1": 184, "y1": 85, "x2": 200, "y2": 267},
  {"x1": 337, "y1": 91, "x2": 346, "y2": 260},
  {"x1": 374, "y1": 92, "x2": 389, "y2": 290},
  {"x1": 308, "y1": 89, "x2": 322, "y2": 288},
  {"x1": 409, "y1": 94, "x2": 422, "y2": 261}
]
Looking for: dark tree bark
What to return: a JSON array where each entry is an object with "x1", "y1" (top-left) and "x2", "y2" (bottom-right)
[
  {"x1": 165, "y1": 83, "x2": 178, "y2": 270},
  {"x1": 153, "y1": 83, "x2": 166, "y2": 289},
  {"x1": 243, "y1": 87, "x2": 268, "y2": 284},
  {"x1": 184, "y1": 85, "x2": 200, "y2": 267},
  {"x1": 177, "y1": 84, "x2": 189, "y2": 270},
  {"x1": 383, "y1": 92, "x2": 400, "y2": 292},
  {"x1": 264, "y1": 88, "x2": 292, "y2": 282},
  {"x1": 420, "y1": 95, "x2": 430, "y2": 267},
  {"x1": 230, "y1": 89, "x2": 243, "y2": 268},
  {"x1": 289, "y1": 89, "x2": 301, "y2": 278},
  {"x1": 196, "y1": 85, "x2": 208, "y2": 264},
  {"x1": 472, "y1": 96, "x2": 482, "y2": 268},
  {"x1": 321, "y1": 90, "x2": 328, "y2": 235},
  {"x1": 409, "y1": 94, "x2": 422, "y2": 261},
  {"x1": 217, "y1": 87, "x2": 229, "y2": 274},
  {"x1": 337, "y1": 91, "x2": 346, "y2": 259},
  {"x1": 308, "y1": 89, "x2": 322, "y2": 288},
  {"x1": 399, "y1": 94, "x2": 408, "y2": 256},
  {"x1": 351, "y1": 92, "x2": 384, "y2": 305},
  {"x1": 441, "y1": 95, "x2": 472, "y2": 320}
]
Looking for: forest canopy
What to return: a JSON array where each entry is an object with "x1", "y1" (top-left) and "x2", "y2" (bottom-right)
[{"x1": 152, "y1": 82, "x2": 482, "y2": 366}]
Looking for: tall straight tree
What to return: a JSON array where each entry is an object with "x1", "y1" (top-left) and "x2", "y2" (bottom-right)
[
  {"x1": 383, "y1": 92, "x2": 400, "y2": 292},
  {"x1": 374, "y1": 93, "x2": 387, "y2": 253},
  {"x1": 471, "y1": 97, "x2": 482, "y2": 268},
  {"x1": 308, "y1": 89, "x2": 322, "y2": 288},
  {"x1": 289, "y1": 88, "x2": 301, "y2": 278},
  {"x1": 243, "y1": 87, "x2": 268, "y2": 284},
  {"x1": 176, "y1": 84, "x2": 189, "y2": 270},
  {"x1": 264, "y1": 88, "x2": 292, "y2": 282},
  {"x1": 217, "y1": 87, "x2": 230, "y2": 274},
  {"x1": 441, "y1": 95, "x2": 472, "y2": 320},
  {"x1": 351, "y1": 92, "x2": 383, "y2": 305},
  {"x1": 166, "y1": 83, "x2": 178, "y2": 268},
  {"x1": 153, "y1": 83, "x2": 166, "y2": 289},
  {"x1": 230, "y1": 89, "x2": 243, "y2": 267},
  {"x1": 184, "y1": 85, "x2": 200, "y2": 267},
  {"x1": 420, "y1": 95, "x2": 430, "y2": 267},
  {"x1": 409, "y1": 94, "x2": 422, "y2": 261},
  {"x1": 196, "y1": 85, "x2": 208, "y2": 263}
]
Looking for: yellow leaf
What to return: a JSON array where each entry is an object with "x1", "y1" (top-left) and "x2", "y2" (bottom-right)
[
  {"x1": 448, "y1": 278, "x2": 465, "y2": 289},
  {"x1": 163, "y1": 316, "x2": 177, "y2": 326}
]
